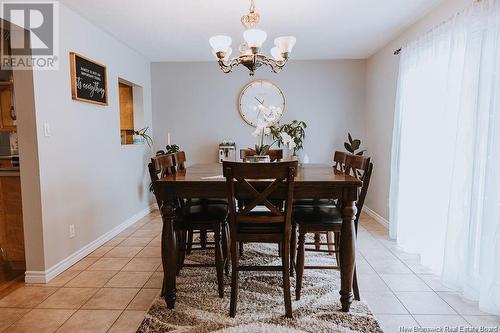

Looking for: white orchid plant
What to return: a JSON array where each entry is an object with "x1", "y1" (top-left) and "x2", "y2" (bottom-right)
[{"x1": 249, "y1": 104, "x2": 306, "y2": 156}]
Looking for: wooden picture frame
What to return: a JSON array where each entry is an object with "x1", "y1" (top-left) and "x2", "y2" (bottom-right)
[{"x1": 69, "y1": 52, "x2": 108, "y2": 105}]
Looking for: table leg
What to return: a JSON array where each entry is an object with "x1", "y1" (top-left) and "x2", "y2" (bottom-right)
[
  {"x1": 160, "y1": 199, "x2": 177, "y2": 309},
  {"x1": 340, "y1": 198, "x2": 357, "y2": 312}
]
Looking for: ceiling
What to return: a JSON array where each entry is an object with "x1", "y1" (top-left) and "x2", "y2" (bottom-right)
[{"x1": 59, "y1": 0, "x2": 444, "y2": 62}]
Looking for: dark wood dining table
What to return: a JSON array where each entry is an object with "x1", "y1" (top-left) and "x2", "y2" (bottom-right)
[{"x1": 153, "y1": 163, "x2": 362, "y2": 312}]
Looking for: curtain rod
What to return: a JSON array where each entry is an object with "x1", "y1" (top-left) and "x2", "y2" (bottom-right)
[{"x1": 392, "y1": 0, "x2": 481, "y2": 57}]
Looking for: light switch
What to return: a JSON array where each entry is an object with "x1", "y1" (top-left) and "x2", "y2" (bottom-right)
[{"x1": 44, "y1": 122, "x2": 51, "y2": 137}]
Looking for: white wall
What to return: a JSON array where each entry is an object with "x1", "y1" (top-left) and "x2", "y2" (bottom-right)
[
  {"x1": 30, "y1": 4, "x2": 153, "y2": 271},
  {"x1": 151, "y1": 60, "x2": 367, "y2": 165},
  {"x1": 364, "y1": 0, "x2": 471, "y2": 221}
]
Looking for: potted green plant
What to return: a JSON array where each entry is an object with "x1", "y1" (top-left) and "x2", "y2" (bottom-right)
[
  {"x1": 133, "y1": 127, "x2": 153, "y2": 147},
  {"x1": 344, "y1": 133, "x2": 366, "y2": 155},
  {"x1": 270, "y1": 120, "x2": 307, "y2": 158}
]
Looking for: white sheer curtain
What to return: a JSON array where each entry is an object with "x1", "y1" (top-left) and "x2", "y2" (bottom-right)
[{"x1": 390, "y1": 0, "x2": 500, "y2": 314}]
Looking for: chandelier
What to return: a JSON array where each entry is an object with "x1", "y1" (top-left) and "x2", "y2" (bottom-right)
[{"x1": 209, "y1": 0, "x2": 296, "y2": 76}]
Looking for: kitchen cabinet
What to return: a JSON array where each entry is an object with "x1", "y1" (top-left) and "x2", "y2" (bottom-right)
[
  {"x1": 0, "y1": 85, "x2": 15, "y2": 131},
  {"x1": 0, "y1": 173, "x2": 25, "y2": 269}
]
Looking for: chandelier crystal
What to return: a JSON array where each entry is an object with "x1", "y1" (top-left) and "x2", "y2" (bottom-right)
[{"x1": 209, "y1": 0, "x2": 296, "y2": 76}]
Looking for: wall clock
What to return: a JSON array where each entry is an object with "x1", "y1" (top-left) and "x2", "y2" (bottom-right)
[{"x1": 238, "y1": 80, "x2": 286, "y2": 127}]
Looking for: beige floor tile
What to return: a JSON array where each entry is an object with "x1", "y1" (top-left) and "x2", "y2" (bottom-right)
[
  {"x1": 104, "y1": 247, "x2": 142, "y2": 258},
  {"x1": 375, "y1": 314, "x2": 419, "y2": 332},
  {"x1": 437, "y1": 292, "x2": 488, "y2": 315},
  {"x1": 65, "y1": 271, "x2": 117, "y2": 288},
  {"x1": 0, "y1": 287, "x2": 58, "y2": 308},
  {"x1": 105, "y1": 272, "x2": 153, "y2": 288},
  {"x1": 463, "y1": 315, "x2": 500, "y2": 327},
  {"x1": 37, "y1": 288, "x2": 98, "y2": 309},
  {"x1": 82, "y1": 288, "x2": 139, "y2": 310},
  {"x1": 127, "y1": 289, "x2": 159, "y2": 310},
  {"x1": 414, "y1": 314, "x2": 469, "y2": 327},
  {"x1": 5, "y1": 309, "x2": 74, "y2": 333},
  {"x1": 418, "y1": 274, "x2": 454, "y2": 292},
  {"x1": 55, "y1": 309, "x2": 121, "y2": 333},
  {"x1": 87, "y1": 258, "x2": 131, "y2": 271},
  {"x1": 357, "y1": 273, "x2": 390, "y2": 292},
  {"x1": 143, "y1": 272, "x2": 163, "y2": 289},
  {"x1": 131, "y1": 229, "x2": 158, "y2": 238},
  {"x1": 135, "y1": 247, "x2": 161, "y2": 258},
  {"x1": 148, "y1": 237, "x2": 161, "y2": 247},
  {"x1": 404, "y1": 260, "x2": 435, "y2": 274},
  {"x1": 122, "y1": 258, "x2": 161, "y2": 272},
  {"x1": 396, "y1": 292, "x2": 456, "y2": 315},
  {"x1": 67, "y1": 257, "x2": 99, "y2": 271},
  {"x1": 108, "y1": 310, "x2": 146, "y2": 333},
  {"x1": 104, "y1": 237, "x2": 126, "y2": 247},
  {"x1": 0, "y1": 308, "x2": 30, "y2": 331},
  {"x1": 118, "y1": 238, "x2": 151, "y2": 247},
  {"x1": 369, "y1": 259, "x2": 413, "y2": 274},
  {"x1": 380, "y1": 274, "x2": 432, "y2": 292},
  {"x1": 87, "y1": 247, "x2": 114, "y2": 258},
  {"x1": 361, "y1": 291, "x2": 408, "y2": 314}
]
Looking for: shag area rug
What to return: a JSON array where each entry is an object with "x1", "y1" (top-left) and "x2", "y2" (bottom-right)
[{"x1": 137, "y1": 242, "x2": 382, "y2": 333}]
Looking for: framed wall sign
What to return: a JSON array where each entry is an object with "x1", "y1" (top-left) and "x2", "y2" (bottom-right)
[{"x1": 69, "y1": 52, "x2": 108, "y2": 105}]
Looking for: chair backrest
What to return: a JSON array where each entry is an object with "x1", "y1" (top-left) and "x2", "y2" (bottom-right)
[
  {"x1": 148, "y1": 154, "x2": 176, "y2": 182},
  {"x1": 173, "y1": 151, "x2": 187, "y2": 170},
  {"x1": 240, "y1": 149, "x2": 283, "y2": 162},
  {"x1": 223, "y1": 161, "x2": 298, "y2": 229},
  {"x1": 333, "y1": 151, "x2": 347, "y2": 172},
  {"x1": 343, "y1": 155, "x2": 373, "y2": 224}
]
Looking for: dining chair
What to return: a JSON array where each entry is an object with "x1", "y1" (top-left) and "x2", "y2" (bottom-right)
[
  {"x1": 223, "y1": 160, "x2": 298, "y2": 318},
  {"x1": 240, "y1": 148, "x2": 284, "y2": 162},
  {"x1": 172, "y1": 151, "x2": 229, "y2": 265},
  {"x1": 149, "y1": 154, "x2": 229, "y2": 298},
  {"x1": 293, "y1": 154, "x2": 373, "y2": 301},
  {"x1": 293, "y1": 151, "x2": 348, "y2": 253}
]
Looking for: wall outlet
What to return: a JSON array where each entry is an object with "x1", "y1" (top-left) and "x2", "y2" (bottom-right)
[
  {"x1": 69, "y1": 224, "x2": 75, "y2": 238},
  {"x1": 44, "y1": 122, "x2": 51, "y2": 137}
]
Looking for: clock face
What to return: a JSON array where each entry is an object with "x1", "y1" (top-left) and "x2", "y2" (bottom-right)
[{"x1": 238, "y1": 80, "x2": 286, "y2": 127}]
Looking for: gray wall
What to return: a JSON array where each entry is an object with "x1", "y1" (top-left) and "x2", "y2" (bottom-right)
[{"x1": 151, "y1": 60, "x2": 367, "y2": 165}]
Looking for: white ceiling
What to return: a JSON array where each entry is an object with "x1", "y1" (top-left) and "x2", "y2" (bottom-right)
[{"x1": 59, "y1": 0, "x2": 444, "y2": 62}]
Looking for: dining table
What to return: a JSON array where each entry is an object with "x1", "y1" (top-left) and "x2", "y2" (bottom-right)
[{"x1": 153, "y1": 163, "x2": 362, "y2": 312}]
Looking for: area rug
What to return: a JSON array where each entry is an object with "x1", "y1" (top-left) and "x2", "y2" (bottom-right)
[{"x1": 137, "y1": 242, "x2": 382, "y2": 333}]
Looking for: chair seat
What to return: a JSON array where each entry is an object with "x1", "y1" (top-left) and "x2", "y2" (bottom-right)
[
  {"x1": 293, "y1": 199, "x2": 336, "y2": 207},
  {"x1": 176, "y1": 204, "x2": 228, "y2": 225},
  {"x1": 293, "y1": 206, "x2": 343, "y2": 227},
  {"x1": 189, "y1": 198, "x2": 228, "y2": 206},
  {"x1": 236, "y1": 211, "x2": 284, "y2": 234}
]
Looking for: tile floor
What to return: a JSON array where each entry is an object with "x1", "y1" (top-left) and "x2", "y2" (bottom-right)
[
  {"x1": 357, "y1": 216, "x2": 500, "y2": 332},
  {"x1": 0, "y1": 210, "x2": 498, "y2": 332}
]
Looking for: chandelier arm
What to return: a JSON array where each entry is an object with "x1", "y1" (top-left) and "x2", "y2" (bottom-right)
[
  {"x1": 218, "y1": 58, "x2": 242, "y2": 73},
  {"x1": 260, "y1": 57, "x2": 288, "y2": 74}
]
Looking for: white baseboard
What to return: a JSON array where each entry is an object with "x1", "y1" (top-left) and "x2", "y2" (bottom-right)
[
  {"x1": 25, "y1": 204, "x2": 156, "y2": 284},
  {"x1": 363, "y1": 206, "x2": 389, "y2": 229}
]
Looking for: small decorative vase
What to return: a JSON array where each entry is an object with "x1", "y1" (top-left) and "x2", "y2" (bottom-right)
[
  {"x1": 245, "y1": 155, "x2": 271, "y2": 163},
  {"x1": 283, "y1": 148, "x2": 293, "y2": 160}
]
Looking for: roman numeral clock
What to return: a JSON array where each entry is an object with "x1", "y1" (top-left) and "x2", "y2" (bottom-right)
[{"x1": 238, "y1": 80, "x2": 286, "y2": 127}]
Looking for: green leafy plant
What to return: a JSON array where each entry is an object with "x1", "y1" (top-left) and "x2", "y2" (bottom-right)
[
  {"x1": 344, "y1": 133, "x2": 366, "y2": 155},
  {"x1": 134, "y1": 127, "x2": 153, "y2": 147},
  {"x1": 165, "y1": 144, "x2": 180, "y2": 154},
  {"x1": 253, "y1": 143, "x2": 270, "y2": 156},
  {"x1": 270, "y1": 120, "x2": 307, "y2": 156},
  {"x1": 155, "y1": 150, "x2": 165, "y2": 156}
]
